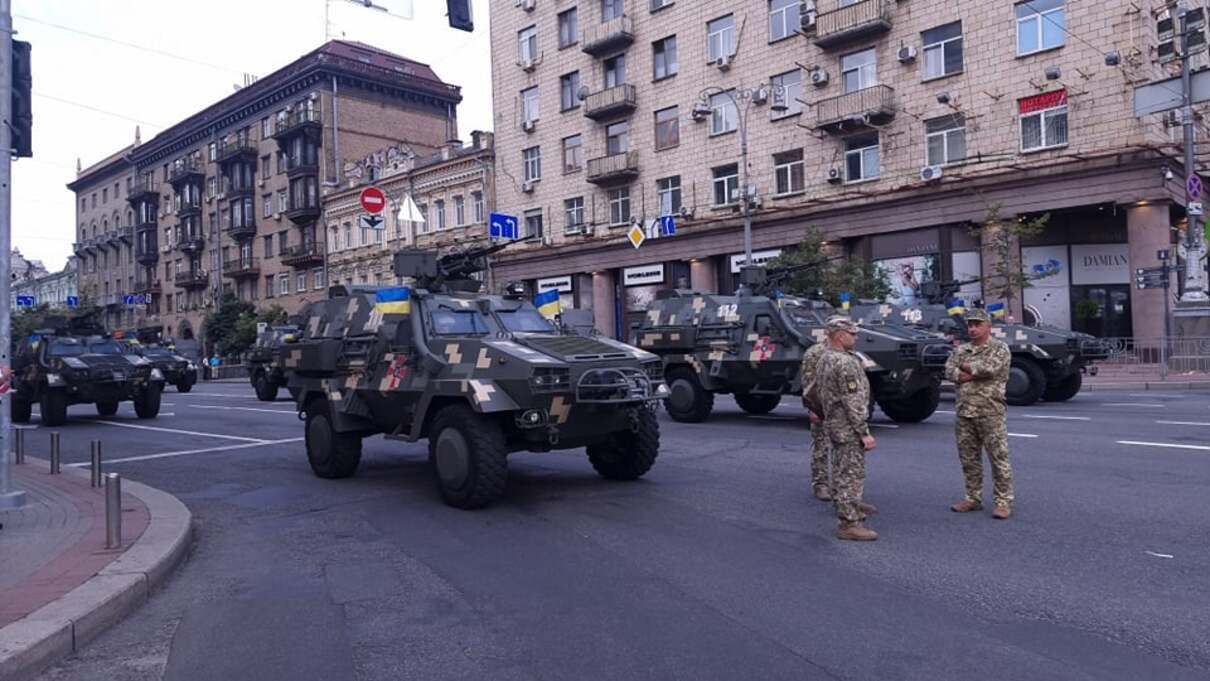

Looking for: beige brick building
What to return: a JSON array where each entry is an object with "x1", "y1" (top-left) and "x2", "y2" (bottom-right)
[
  {"x1": 489, "y1": 0, "x2": 1199, "y2": 340},
  {"x1": 70, "y1": 41, "x2": 462, "y2": 344}
]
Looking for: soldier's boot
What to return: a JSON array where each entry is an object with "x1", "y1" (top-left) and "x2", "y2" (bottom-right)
[
  {"x1": 858, "y1": 501, "x2": 877, "y2": 515},
  {"x1": 992, "y1": 505, "x2": 1012, "y2": 520},
  {"x1": 836, "y1": 521, "x2": 878, "y2": 541},
  {"x1": 950, "y1": 499, "x2": 983, "y2": 513},
  {"x1": 813, "y1": 484, "x2": 833, "y2": 501}
]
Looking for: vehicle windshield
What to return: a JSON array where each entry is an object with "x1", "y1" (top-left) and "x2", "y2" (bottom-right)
[
  {"x1": 47, "y1": 339, "x2": 84, "y2": 357},
  {"x1": 429, "y1": 308, "x2": 492, "y2": 336},
  {"x1": 497, "y1": 307, "x2": 556, "y2": 333},
  {"x1": 87, "y1": 340, "x2": 124, "y2": 355}
]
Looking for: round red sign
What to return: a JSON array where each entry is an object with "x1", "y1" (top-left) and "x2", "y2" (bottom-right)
[{"x1": 360, "y1": 186, "x2": 386, "y2": 214}]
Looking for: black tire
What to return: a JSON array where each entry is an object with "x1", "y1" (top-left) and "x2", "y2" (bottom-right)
[
  {"x1": 878, "y1": 381, "x2": 942, "y2": 423},
  {"x1": 133, "y1": 384, "x2": 162, "y2": 419},
  {"x1": 1006, "y1": 357, "x2": 1047, "y2": 407},
  {"x1": 587, "y1": 407, "x2": 660, "y2": 480},
  {"x1": 176, "y1": 380, "x2": 193, "y2": 393},
  {"x1": 664, "y1": 368, "x2": 714, "y2": 423},
  {"x1": 12, "y1": 396, "x2": 32, "y2": 423},
  {"x1": 734, "y1": 392, "x2": 781, "y2": 415},
  {"x1": 304, "y1": 399, "x2": 362, "y2": 479},
  {"x1": 254, "y1": 374, "x2": 278, "y2": 402},
  {"x1": 40, "y1": 389, "x2": 67, "y2": 426},
  {"x1": 1042, "y1": 371, "x2": 1082, "y2": 402},
  {"x1": 96, "y1": 401, "x2": 119, "y2": 417},
  {"x1": 428, "y1": 404, "x2": 507, "y2": 509}
]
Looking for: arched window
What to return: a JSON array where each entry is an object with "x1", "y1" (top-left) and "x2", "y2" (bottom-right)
[
  {"x1": 126, "y1": 210, "x2": 133, "y2": 227},
  {"x1": 91, "y1": 222, "x2": 98, "y2": 239}
]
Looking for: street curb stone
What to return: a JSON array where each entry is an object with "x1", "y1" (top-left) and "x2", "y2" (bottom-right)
[
  {"x1": 0, "y1": 457, "x2": 192, "y2": 681},
  {"x1": 1081, "y1": 381, "x2": 1210, "y2": 391}
]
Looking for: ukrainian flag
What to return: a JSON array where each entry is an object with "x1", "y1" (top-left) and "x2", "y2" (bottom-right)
[
  {"x1": 947, "y1": 299, "x2": 965, "y2": 315},
  {"x1": 535, "y1": 288, "x2": 561, "y2": 318},
  {"x1": 375, "y1": 286, "x2": 411, "y2": 314},
  {"x1": 987, "y1": 301, "x2": 1006, "y2": 319},
  {"x1": 839, "y1": 292, "x2": 851, "y2": 311}
]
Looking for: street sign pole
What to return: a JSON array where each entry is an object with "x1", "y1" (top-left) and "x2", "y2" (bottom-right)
[{"x1": 1180, "y1": 3, "x2": 1210, "y2": 305}]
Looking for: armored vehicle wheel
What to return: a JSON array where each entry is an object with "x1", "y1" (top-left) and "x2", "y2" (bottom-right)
[
  {"x1": 1006, "y1": 357, "x2": 1046, "y2": 406},
  {"x1": 176, "y1": 381, "x2": 193, "y2": 393},
  {"x1": 1042, "y1": 371, "x2": 1082, "y2": 402},
  {"x1": 133, "y1": 384, "x2": 162, "y2": 419},
  {"x1": 12, "y1": 396, "x2": 32, "y2": 423},
  {"x1": 254, "y1": 374, "x2": 278, "y2": 402},
  {"x1": 304, "y1": 399, "x2": 362, "y2": 479},
  {"x1": 587, "y1": 407, "x2": 659, "y2": 480},
  {"x1": 428, "y1": 405, "x2": 507, "y2": 509},
  {"x1": 96, "y1": 401, "x2": 119, "y2": 417},
  {"x1": 40, "y1": 389, "x2": 67, "y2": 426},
  {"x1": 734, "y1": 393, "x2": 781, "y2": 415},
  {"x1": 878, "y1": 382, "x2": 941, "y2": 423},
  {"x1": 664, "y1": 368, "x2": 714, "y2": 422}
]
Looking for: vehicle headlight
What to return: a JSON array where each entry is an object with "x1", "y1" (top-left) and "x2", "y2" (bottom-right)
[
  {"x1": 186, "y1": 362, "x2": 196, "y2": 370},
  {"x1": 530, "y1": 368, "x2": 571, "y2": 392},
  {"x1": 150, "y1": 368, "x2": 164, "y2": 381}
]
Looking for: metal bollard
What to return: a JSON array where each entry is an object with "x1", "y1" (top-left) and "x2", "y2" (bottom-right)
[
  {"x1": 90, "y1": 440, "x2": 103, "y2": 488},
  {"x1": 49, "y1": 432, "x2": 61, "y2": 474},
  {"x1": 104, "y1": 473, "x2": 122, "y2": 550},
  {"x1": 14, "y1": 429, "x2": 24, "y2": 464}
]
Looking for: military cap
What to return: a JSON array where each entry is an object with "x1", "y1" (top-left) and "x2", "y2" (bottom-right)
[
  {"x1": 966, "y1": 308, "x2": 991, "y2": 323},
  {"x1": 825, "y1": 315, "x2": 859, "y2": 334}
]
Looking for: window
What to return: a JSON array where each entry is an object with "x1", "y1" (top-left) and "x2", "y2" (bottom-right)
[
  {"x1": 473, "y1": 191, "x2": 484, "y2": 223},
  {"x1": 263, "y1": 235, "x2": 273, "y2": 258},
  {"x1": 712, "y1": 164, "x2": 739, "y2": 205},
  {"x1": 558, "y1": 8, "x2": 578, "y2": 48},
  {"x1": 102, "y1": 188, "x2": 108, "y2": 204},
  {"x1": 651, "y1": 0, "x2": 673, "y2": 8},
  {"x1": 262, "y1": 194, "x2": 273, "y2": 218},
  {"x1": 922, "y1": 22, "x2": 963, "y2": 79},
  {"x1": 524, "y1": 208, "x2": 544, "y2": 238},
  {"x1": 261, "y1": 155, "x2": 271, "y2": 180},
  {"x1": 416, "y1": 204, "x2": 428, "y2": 234},
  {"x1": 603, "y1": 54, "x2": 626, "y2": 88},
  {"x1": 276, "y1": 151, "x2": 285, "y2": 174},
  {"x1": 297, "y1": 271, "x2": 306, "y2": 293},
  {"x1": 565, "y1": 197, "x2": 585, "y2": 230},
  {"x1": 560, "y1": 72, "x2": 581, "y2": 111},
  {"x1": 654, "y1": 106, "x2": 679, "y2": 149},
  {"x1": 709, "y1": 91, "x2": 737, "y2": 135},
  {"x1": 608, "y1": 187, "x2": 631, "y2": 225},
  {"x1": 841, "y1": 48, "x2": 877, "y2": 93},
  {"x1": 653, "y1": 36, "x2": 678, "y2": 80},
  {"x1": 601, "y1": 0, "x2": 623, "y2": 21},
  {"x1": 1019, "y1": 90, "x2": 1068, "y2": 151},
  {"x1": 657, "y1": 176, "x2": 682, "y2": 216},
  {"x1": 435, "y1": 199, "x2": 447, "y2": 230},
  {"x1": 769, "y1": 0, "x2": 800, "y2": 42},
  {"x1": 773, "y1": 150, "x2": 805, "y2": 195},
  {"x1": 844, "y1": 134, "x2": 880, "y2": 182},
  {"x1": 360, "y1": 223, "x2": 369, "y2": 245},
  {"x1": 278, "y1": 273, "x2": 289, "y2": 296},
  {"x1": 1016, "y1": 0, "x2": 1064, "y2": 55},
  {"x1": 519, "y1": 25, "x2": 538, "y2": 63},
  {"x1": 454, "y1": 195, "x2": 465, "y2": 226},
  {"x1": 605, "y1": 121, "x2": 629, "y2": 155},
  {"x1": 770, "y1": 69, "x2": 803, "y2": 117},
  {"x1": 925, "y1": 114, "x2": 966, "y2": 166},
  {"x1": 343, "y1": 222, "x2": 353, "y2": 248},
  {"x1": 277, "y1": 190, "x2": 287, "y2": 212},
  {"x1": 707, "y1": 15, "x2": 735, "y2": 62},
  {"x1": 522, "y1": 86, "x2": 540, "y2": 123},
  {"x1": 313, "y1": 268, "x2": 325, "y2": 290},
  {"x1": 562, "y1": 135, "x2": 584, "y2": 173},
  {"x1": 261, "y1": 117, "x2": 271, "y2": 138},
  {"x1": 523, "y1": 146, "x2": 542, "y2": 182},
  {"x1": 208, "y1": 142, "x2": 217, "y2": 161}
]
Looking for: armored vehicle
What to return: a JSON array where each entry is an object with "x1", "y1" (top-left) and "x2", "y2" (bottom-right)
[
  {"x1": 286, "y1": 242, "x2": 667, "y2": 509},
  {"x1": 117, "y1": 327, "x2": 198, "y2": 393},
  {"x1": 11, "y1": 319, "x2": 165, "y2": 425},
  {"x1": 248, "y1": 325, "x2": 299, "y2": 401},
  {"x1": 632, "y1": 265, "x2": 946, "y2": 424}
]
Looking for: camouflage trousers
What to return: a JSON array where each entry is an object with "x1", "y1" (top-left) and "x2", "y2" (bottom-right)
[
  {"x1": 829, "y1": 440, "x2": 867, "y2": 523},
  {"x1": 810, "y1": 422, "x2": 831, "y2": 487},
  {"x1": 955, "y1": 415, "x2": 1014, "y2": 506}
]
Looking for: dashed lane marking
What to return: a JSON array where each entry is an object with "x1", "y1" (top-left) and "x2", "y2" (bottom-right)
[
  {"x1": 1103, "y1": 403, "x2": 1165, "y2": 408},
  {"x1": 1156, "y1": 420, "x2": 1210, "y2": 427},
  {"x1": 66, "y1": 437, "x2": 305, "y2": 465},
  {"x1": 1008, "y1": 433, "x2": 1039, "y2": 438},
  {"x1": 191, "y1": 405, "x2": 298, "y2": 415},
  {"x1": 870, "y1": 423, "x2": 899, "y2": 429},
  {"x1": 1021, "y1": 414, "x2": 1091, "y2": 421},
  {"x1": 1116, "y1": 440, "x2": 1210, "y2": 452},
  {"x1": 935, "y1": 410, "x2": 955, "y2": 414},
  {"x1": 92, "y1": 420, "x2": 268, "y2": 442}
]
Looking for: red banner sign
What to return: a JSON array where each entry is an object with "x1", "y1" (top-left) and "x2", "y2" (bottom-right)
[{"x1": 1019, "y1": 90, "x2": 1067, "y2": 114}]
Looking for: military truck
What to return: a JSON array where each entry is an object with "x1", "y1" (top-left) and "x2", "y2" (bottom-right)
[
  {"x1": 632, "y1": 265, "x2": 945, "y2": 424},
  {"x1": 286, "y1": 241, "x2": 667, "y2": 509},
  {"x1": 850, "y1": 279, "x2": 1109, "y2": 406},
  {"x1": 117, "y1": 327, "x2": 198, "y2": 393},
  {"x1": 247, "y1": 325, "x2": 298, "y2": 401},
  {"x1": 11, "y1": 318, "x2": 165, "y2": 425}
]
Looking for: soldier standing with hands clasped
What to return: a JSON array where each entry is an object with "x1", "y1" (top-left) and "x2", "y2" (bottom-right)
[
  {"x1": 800, "y1": 341, "x2": 832, "y2": 501},
  {"x1": 944, "y1": 308, "x2": 1014, "y2": 519}
]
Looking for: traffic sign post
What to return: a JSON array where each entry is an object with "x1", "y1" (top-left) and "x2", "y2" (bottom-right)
[
  {"x1": 1188, "y1": 174, "x2": 1203, "y2": 200},
  {"x1": 65, "y1": 295, "x2": 79, "y2": 307},
  {"x1": 359, "y1": 186, "x2": 386, "y2": 214},
  {"x1": 489, "y1": 212, "x2": 519, "y2": 240},
  {"x1": 359, "y1": 214, "x2": 385, "y2": 231}
]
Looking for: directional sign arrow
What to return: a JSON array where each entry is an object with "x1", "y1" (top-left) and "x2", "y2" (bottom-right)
[{"x1": 359, "y1": 214, "x2": 385, "y2": 230}]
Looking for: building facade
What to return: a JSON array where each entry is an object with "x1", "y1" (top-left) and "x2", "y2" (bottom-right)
[
  {"x1": 70, "y1": 40, "x2": 462, "y2": 341},
  {"x1": 488, "y1": 0, "x2": 1199, "y2": 340},
  {"x1": 11, "y1": 257, "x2": 77, "y2": 310},
  {"x1": 323, "y1": 131, "x2": 494, "y2": 288}
]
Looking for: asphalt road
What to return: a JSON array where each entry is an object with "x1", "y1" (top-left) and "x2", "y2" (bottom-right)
[{"x1": 18, "y1": 381, "x2": 1210, "y2": 681}]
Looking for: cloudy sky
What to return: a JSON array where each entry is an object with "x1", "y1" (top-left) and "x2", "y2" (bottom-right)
[{"x1": 11, "y1": 0, "x2": 492, "y2": 272}]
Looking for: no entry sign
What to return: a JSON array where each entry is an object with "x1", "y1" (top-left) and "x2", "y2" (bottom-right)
[{"x1": 360, "y1": 186, "x2": 386, "y2": 214}]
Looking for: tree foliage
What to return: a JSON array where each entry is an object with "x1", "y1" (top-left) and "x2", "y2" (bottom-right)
[
  {"x1": 202, "y1": 292, "x2": 255, "y2": 358},
  {"x1": 766, "y1": 227, "x2": 889, "y2": 306},
  {"x1": 970, "y1": 203, "x2": 1048, "y2": 305}
]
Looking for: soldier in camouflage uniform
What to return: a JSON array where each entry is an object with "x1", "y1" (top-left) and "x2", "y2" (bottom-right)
[
  {"x1": 800, "y1": 342, "x2": 832, "y2": 501},
  {"x1": 815, "y1": 316, "x2": 879, "y2": 541},
  {"x1": 944, "y1": 308, "x2": 1014, "y2": 519}
]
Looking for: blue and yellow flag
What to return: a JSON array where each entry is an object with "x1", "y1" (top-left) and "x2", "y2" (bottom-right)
[
  {"x1": 535, "y1": 288, "x2": 561, "y2": 318},
  {"x1": 375, "y1": 286, "x2": 411, "y2": 314},
  {"x1": 947, "y1": 298, "x2": 965, "y2": 316},
  {"x1": 987, "y1": 301, "x2": 1006, "y2": 319},
  {"x1": 839, "y1": 292, "x2": 851, "y2": 311}
]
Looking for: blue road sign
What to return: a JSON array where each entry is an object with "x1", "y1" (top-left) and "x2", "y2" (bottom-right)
[
  {"x1": 658, "y1": 215, "x2": 676, "y2": 236},
  {"x1": 1189, "y1": 174, "x2": 1204, "y2": 200},
  {"x1": 122, "y1": 294, "x2": 136, "y2": 305},
  {"x1": 65, "y1": 295, "x2": 79, "y2": 307},
  {"x1": 15, "y1": 295, "x2": 35, "y2": 307},
  {"x1": 489, "y1": 212, "x2": 519, "y2": 240}
]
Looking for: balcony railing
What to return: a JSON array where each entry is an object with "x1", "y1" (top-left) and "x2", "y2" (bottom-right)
[
  {"x1": 581, "y1": 14, "x2": 634, "y2": 56},
  {"x1": 815, "y1": 84, "x2": 896, "y2": 131},
  {"x1": 135, "y1": 246, "x2": 159, "y2": 265},
  {"x1": 127, "y1": 176, "x2": 159, "y2": 204},
  {"x1": 168, "y1": 160, "x2": 204, "y2": 186},
  {"x1": 174, "y1": 270, "x2": 209, "y2": 288},
  {"x1": 227, "y1": 219, "x2": 257, "y2": 240},
  {"x1": 177, "y1": 235, "x2": 206, "y2": 253},
  {"x1": 134, "y1": 279, "x2": 162, "y2": 295},
  {"x1": 176, "y1": 200, "x2": 202, "y2": 218},
  {"x1": 584, "y1": 83, "x2": 637, "y2": 121},
  {"x1": 216, "y1": 136, "x2": 258, "y2": 163},
  {"x1": 222, "y1": 257, "x2": 261, "y2": 278},
  {"x1": 117, "y1": 225, "x2": 134, "y2": 243},
  {"x1": 272, "y1": 110, "x2": 322, "y2": 141},
  {"x1": 285, "y1": 157, "x2": 319, "y2": 178},
  {"x1": 586, "y1": 151, "x2": 639, "y2": 185},
  {"x1": 285, "y1": 201, "x2": 321, "y2": 224},
  {"x1": 813, "y1": 0, "x2": 892, "y2": 49},
  {"x1": 280, "y1": 242, "x2": 324, "y2": 267},
  {"x1": 72, "y1": 241, "x2": 87, "y2": 254}
]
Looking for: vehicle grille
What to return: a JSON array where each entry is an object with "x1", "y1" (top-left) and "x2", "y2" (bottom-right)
[
  {"x1": 576, "y1": 367, "x2": 653, "y2": 403},
  {"x1": 920, "y1": 342, "x2": 954, "y2": 369},
  {"x1": 522, "y1": 335, "x2": 631, "y2": 362},
  {"x1": 897, "y1": 343, "x2": 919, "y2": 361}
]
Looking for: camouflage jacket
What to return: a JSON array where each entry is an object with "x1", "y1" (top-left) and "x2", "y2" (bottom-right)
[
  {"x1": 945, "y1": 338, "x2": 1011, "y2": 418},
  {"x1": 799, "y1": 342, "x2": 827, "y2": 398},
  {"x1": 817, "y1": 347, "x2": 871, "y2": 443}
]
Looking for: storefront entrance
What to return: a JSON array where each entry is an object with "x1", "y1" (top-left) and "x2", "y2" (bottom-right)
[{"x1": 1070, "y1": 285, "x2": 1132, "y2": 338}]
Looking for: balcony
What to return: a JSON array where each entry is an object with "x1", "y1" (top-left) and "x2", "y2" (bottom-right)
[
  {"x1": 226, "y1": 183, "x2": 256, "y2": 199},
  {"x1": 280, "y1": 242, "x2": 324, "y2": 268},
  {"x1": 815, "y1": 84, "x2": 896, "y2": 131},
  {"x1": 72, "y1": 241, "x2": 87, "y2": 255},
  {"x1": 118, "y1": 225, "x2": 134, "y2": 243},
  {"x1": 813, "y1": 0, "x2": 892, "y2": 49},
  {"x1": 168, "y1": 160, "x2": 204, "y2": 186},
  {"x1": 81, "y1": 238, "x2": 97, "y2": 253},
  {"x1": 127, "y1": 176, "x2": 159, "y2": 205},
  {"x1": 176, "y1": 200, "x2": 202, "y2": 219},
  {"x1": 272, "y1": 110, "x2": 322, "y2": 142},
  {"x1": 104, "y1": 294, "x2": 121, "y2": 309},
  {"x1": 584, "y1": 84, "x2": 637, "y2": 121},
  {"x1": 285, "y1": 201, "x2": 321, "y2": 225},
  {"x1": 177, "y1": 235, "x2": 206, "y2": 254},
  {"x1": 586, "y1": 151, "x2": 639, "y2": 185},
  {"x1": 216, "y1": 136, "x2": 258, "y2": 164},
  {"x1": 286, "y1": 158, "x2": 319, "y2": 180},
  {"x1": 581, "y1": 14, "x2": 634, "y2": 57},
  {"x1": 174, "y1": 270, "x2": 209, "y2": 289},
  {"x1": 222, "y1": 257, "x2": 260, "y2": 278},
  {"x1": 227, "y1": 219, "x2": 257, "y2": 240},
  {"x1": 135, "y1": 246, "x2": 159, "y2": 266},
  {"x1": 134, "y1": 279, "x2": 162, "y2": 295}
]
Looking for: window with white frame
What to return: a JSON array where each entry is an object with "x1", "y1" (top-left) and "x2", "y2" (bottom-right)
[
  {"x1": 654, "y1": 106, "x2": 679, "y2": 149},
  {"x1": 707, "y1": 15, "x2": 736, "y2": 62},
  {"x1": 416, "y1": 204, "x2": 428, "y2": 234},
  {"x1": 709, "y1": 91, "x2": 737, "y2": 135},
  {"x1": 565, "y1": 197, "x2": 585, "y2": 231},
  {"x1": 524, "y1": 208, "x2": 544, "y2": 238},
  {"x1": 453, "y1": 195, "x2": 465, "y2": 226},
  {"x1": 518, "y1": 25, "x2": 538, "y2": 63},
  {"x1": 1019, "y1": 90, "x2": 1067, "y2": 151},
  {"x1": 608, "y1": 187, "x2": 631, "y2": 225},
  {"x1": 653, "y1": 36, "x2": 677, "y2": 80},
  {"x1": 558, "y1": 8, "x2": 578, "y2": 48},
  {"x1": 841, "y1": 48, "x2": 877, "y2": 93},
  {"x1": 605, "y1": 121, "x2": 629, "y2": 155},
  {"x1": 278, "y1": 273, "x2": 289, "y2": 296},
  {"x1": 560, "y1": 72, "x2": 581, "y2": 111},
  {"x1": 657, "y1": 176, "x2": 682, "y2": 216},
  {"x1": 925, "y1": 114, "x2": 966, "y2": 166},
  {"x1": 522, "y1": 86, "x2": 540, "y2": 123},
  {"x1": 523, "y1": 146, "x2": 542, "y2": 182},
  {"x1": 434, "y1": 199, "x2": 446, "y2": 229},
  {"x1": 277, "y1": 190, "x2": 287, "y2": 212},
  {"x1": 261, "y1": 117, "x2": 271, "y2": 138},
  {"x1": 297, "y1": 271, "x2": 306, "y2": 293},
  {"x1": 769, "y1": 0, "x2": 800, "y2": 42},
  {"x1": 472, "y1": 191, "x2": 484, "y2": 222},
  {"x1": 773, "y1": 150, "x2": 805, "y2": 195},
  {"x1": 601, "y1": 0, "x2": 623, "y2": 21},
  {"x1": 312, "y1": 268, "x2": 325, "y2": 290},
  {"x1": 712, "y1": 164, "x2": 739, "y2": 205},
  {"x1": 770, "y1": 69, "x2": 803, "y2": 117},
  {"x1": 262, "y1": 194, "x2": 272, "y2": 218},
  {"x1": 922, "y1": 22, "x2": 963, "y2": 80},
  {"x1": 343, "y1": 222, "x2": 352, "y2": 248},
  {"x1": 844, "y1": 134, "x2": 880, "y2": 182},
  {"x1": 1016, "y1": 0, "x2": 1064, "y2": 56},
  {"x1": 603, "y1": 54, "x2": 626, "y2": 88},
  {"x1": 563, "y1": 134, "x2": 584, "y2": 172}
]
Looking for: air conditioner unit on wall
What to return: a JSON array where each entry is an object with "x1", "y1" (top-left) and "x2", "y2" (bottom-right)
[
  {"x1": 827, "y1": 167, "x2": 843, "y2": 184},
  {"x1": 520, "y1": 0, "x2": 536, "y2": 11},
  {"x1": 522, "y1": 119, "x2": 536, "y2": 133},
  {"x1": 800, "y1": 11, "x2": 817, "y2": 33},
  {"x1": 520, "y1": 57, "x2": 537, "y2": 72},
  {"x1": 920, "y1": 165, "x2": 943, "y2": 182},
  {"x1": 752, "y1": 86, "x2": 769, "y2": 104},
  {"x1": 522, "y1": 181, "x2": 535, "y2": 193},
  {"x1": 715, "y1": 54, "x2": 733, "y2": 71},
  {"x1": 898, "y1": 45, "x2": 918, "y2": 63},
  {"x1": 810, "y1": 68, "x2": 829, "y2": 87}
]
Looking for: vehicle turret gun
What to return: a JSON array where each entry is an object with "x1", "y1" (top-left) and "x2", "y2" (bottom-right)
[
  {"x1": 918, "y1": 277, "x2": 982, "y2": 306},
  {"x1": 393, "y1": 236, "x2": 535, "y2": 292}
]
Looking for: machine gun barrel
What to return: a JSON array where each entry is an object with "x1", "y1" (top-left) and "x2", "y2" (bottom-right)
[
  {"x1": 750, "y1": 256, "x2": 846, "y2": 295},
  {"x1": 438, "y1": 236, "x2": 534, "y2": 279},
  {"x1": 919, "y1": 276, "x2": 983, "y2": 305}
]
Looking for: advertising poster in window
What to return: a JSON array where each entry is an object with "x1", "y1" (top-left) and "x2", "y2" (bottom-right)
[
  {"x1": 873, "y1": 255, "x2": 940, "y2": 305},
  {"x1": 1070, "y1": 243, "x2": 1130, "y2": 285},
  {"x1": 1021, "y1": 245, "x2": 1071, "y2": 328},
  {"x1": 950, "y1": 251, "x2": 983, "y2": 302},
  {"x1": 625, "y1": 286, "x2": 662, "y2": 312}
]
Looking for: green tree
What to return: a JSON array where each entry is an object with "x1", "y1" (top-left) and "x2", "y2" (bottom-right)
[
  {"x1": 202, "y1": 292, "x2": 254, "y2": 357},
  {"x1": 766, "y1": 227, "x2": 889, "y2": 306},
  {"x1": 970, "y1": 203, "x2": 1047, "y2": 306},
  {"x1": 10, "y1": 304, "x2": 51, "y2": 354},
  {"x1": 256, "y1": 303, "x2": 288, "y2": 326}
]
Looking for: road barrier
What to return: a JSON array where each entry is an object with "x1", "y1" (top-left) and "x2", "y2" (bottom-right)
[
  {"x1": 49, "y1": 432, "x2": 61, "y2": 474},
  {"x1": 1097, "y1": 336, "x2": 1210, "y2": 380},
  {"x1": 90, "y1": 440, "x2": 103, "y2": 488}
]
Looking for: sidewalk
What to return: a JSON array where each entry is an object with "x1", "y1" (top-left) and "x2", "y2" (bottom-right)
[
  {"x1": 1083, "y1": 368, "x2": 1210, "y2": 391},
  {"x1": 0, "y1": 457, "x2": 191, "y2": 681}
]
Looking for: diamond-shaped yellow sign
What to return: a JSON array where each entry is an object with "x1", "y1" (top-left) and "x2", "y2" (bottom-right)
[{"x1": 627, "y1": 223, "x2": 646, "y2": 249}]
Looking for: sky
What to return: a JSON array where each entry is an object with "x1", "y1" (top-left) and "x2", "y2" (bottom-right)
[{"x1": 10, "y1": 0, "x2": 493, "y2": 272}]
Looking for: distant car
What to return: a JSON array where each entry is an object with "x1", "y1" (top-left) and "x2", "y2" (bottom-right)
[
  {"x1": 120, "y1": 340, "x2": 198, "y2": 393},
  {"x1": 247, "y1": 325, "x2": 298, "y2": 401}
]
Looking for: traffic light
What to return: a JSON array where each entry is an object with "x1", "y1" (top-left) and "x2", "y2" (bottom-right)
[
  {"x1": 11, "y1": 40, "x2": 32, "y2": 158},
  {"x1": 447, "y1": 0, "x2": 473, "y2": 32}
]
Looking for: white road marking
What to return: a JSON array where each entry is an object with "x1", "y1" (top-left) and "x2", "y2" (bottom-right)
[
  {"x1": 66, "y1": 437, "x2": 304, "y2": 465},
  {"x1": 92, "y1": 420, "x2": 268, "y2": 442},
  {"x1": 870, "y1": 423, "x2": 899, "y2": 429},
  {"x1": 1117, "y1": 440, "x2": 1210, "y2": 452},
  {"x1": 935, "y1": 410, "x2": 956, "y2": 414},
  {"x1": 1104, "y1": 403, "x2": 1165, "y2": 408},
  {"x1": 1021, "y1": 414, "x2": 1091, "y2": 421},
  {"x1": 14, "y1": 424, "x2": 38, "y2": 430},
  {"x1": 1008, "y1": 433, "x2": 1039, "y2": 438},
  {"x1": 1145, "y1": 551, "x2": 1174, "y2": 559},
  {"x1": 1129, "y1": 393, "x2": 1180, "y2": 398},
  {"x1": 1157, "y1": 420, "x2": 1210, "y2": 427},
  {"x1": 191, "y1": 405, "x2": 297, "y2": 415}
]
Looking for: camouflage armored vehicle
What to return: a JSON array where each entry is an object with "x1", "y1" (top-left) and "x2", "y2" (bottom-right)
[
  {"x1": 850, "y1": 279, "x2": 1109, "y2": 405},
  {"x1": 286, "y1": 242, "x2": 667, "y2": 509},
  {"x1": 632, "y1": 265, "x2": 945, "y2": 424},
  {"x1": 248, "y1": 325, "x2": 299, "y2": 401},
  {"x1": 116, "y1": 327, "x2": 198, "y2": 393},
  {"x1": 11, "y1": 318, "x2": 165, "y2": 425}
]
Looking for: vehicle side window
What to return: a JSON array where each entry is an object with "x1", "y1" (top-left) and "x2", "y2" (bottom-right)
[{"x1": 754, "y1": 314, "x2": 773, "y2": 337}]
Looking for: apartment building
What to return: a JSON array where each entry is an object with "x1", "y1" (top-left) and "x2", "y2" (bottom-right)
[
  {"x1": 12, "y1": 258, "x2": 77, "y2": 310},
  {"x1": 68, "y1": 138, "x2": 138, "y2": 330},
  {"x1": 323, "y1": 131, "x2": 494, "y2": 287},
  {"x1": 489, "y1": 0, "x2": 1197, "y2": 340},
  {"x1": 71, "y1": 40, "x2": 462, "y2": 341}
]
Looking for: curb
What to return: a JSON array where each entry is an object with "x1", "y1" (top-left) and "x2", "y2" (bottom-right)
[
  {"x1": 0, "y1": 458, "x2": 192, "y2": 681},
  {"x1": 1081, "y1": 381, "x2": 1210, "y2": 391}
]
